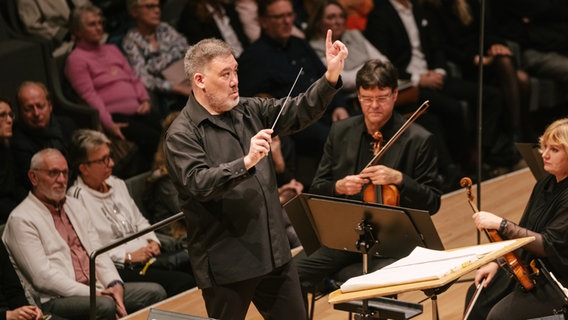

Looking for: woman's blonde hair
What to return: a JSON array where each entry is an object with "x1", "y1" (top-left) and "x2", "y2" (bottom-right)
[{"x1": 540, "y1": 118, "x2": 568, "y2": 152}]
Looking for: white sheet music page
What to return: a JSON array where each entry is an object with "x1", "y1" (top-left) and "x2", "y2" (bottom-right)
[{"x1": 340, "y1": 241, "x2": 512, "y2": 293}]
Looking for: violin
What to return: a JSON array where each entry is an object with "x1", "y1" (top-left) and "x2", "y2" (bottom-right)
[
  {"x1": 460, "y1": 177, "x2": 535, "y2": 291},
  {"x1": 363, "y1": 131, "x2": 400, "y2": 205},
  {"x1": 362, "y1": 101, "x2": 429, "y2": 206}
]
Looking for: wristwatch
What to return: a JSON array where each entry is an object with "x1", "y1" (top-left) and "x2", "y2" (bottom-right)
[{"x1": 107, "y1": 280, "x2": 125, "y2": 288}]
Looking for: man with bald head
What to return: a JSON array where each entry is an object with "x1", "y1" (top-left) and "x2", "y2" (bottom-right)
[{"x1": 11, "y1": 81, "x2": 77, "y2": 193}]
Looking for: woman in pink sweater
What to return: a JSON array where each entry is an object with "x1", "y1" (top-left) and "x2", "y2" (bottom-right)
[{"x1": 65, "y1": 4, "x2": 161, "y2": 171}]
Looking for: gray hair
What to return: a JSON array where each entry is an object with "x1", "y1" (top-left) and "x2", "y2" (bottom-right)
[
  {"x1": 69, "y1": 129, "x2": 111, "y2": 170},
  {"x1": 30, "y1": 148, "x2": 64, "y2": 170},
  {"x1": 184, "y1": 38, "x2": 234, "y2": 85},
  {"x1": 69, "y1": 4, "x2": 103, "y2": 35}
]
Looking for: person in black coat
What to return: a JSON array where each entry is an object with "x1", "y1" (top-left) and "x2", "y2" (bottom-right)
[
  {"x1": 466, "y1": 118, "x2": 568, "y2": 319},
  {"x1": 11, "y1": 82, "x2": 77, "y2": 193},
  {"x1": 177, "y1": 0, "x2": 250, "y2": 57},
  {"x1": 364, "y1": 0, "x2": 518, "y2": 169}
]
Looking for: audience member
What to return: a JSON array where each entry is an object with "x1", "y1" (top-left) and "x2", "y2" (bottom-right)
[
  {"x1": 490, "y1": 0, "x2": 568, "y2": 85},
  {"x1": 145, "y1": 111, "x2": 187, "y2": 239},
  {"x1": 2, "y1": 148, "x2": 166, "y2": 319},
  {"x1": 338, "y1": 0, "x2": 373, "y2": 30},
  {"x1": 424, "y1": 0, "x2": 532, "y2": 142},
  {"x1": 234, "y1": 0, "x2": 306, "y2": 42},
  {"x1": 0, "y1": 240, "x2": 58, "y2": 320},
  {"x1": 306, "y1": 0, "x2": 388, "y2": 97},
  {"x1": 177, "y1": 0, "x2": 250, "y2": 57},
  {"x1": 163, "y1": 35, "x2": 347, "y2": 320},
  {"x1": 364, "y1": 0, "x2": 518, "y2": 172},
  {"x1": 0, "y1": 99, "x2": 25, "y2": 224},
  {"x1": 238, "y1": 0, "x2": 351, "y2": 162},
  {"x1": 17, "y1": 0, "x2": 91, "y2": 57},
  {"x1": 122, "y1": 0, "x2": 191, "y2": 116},
  {"x1": 294, "y1": 59, "x2": 441, "y2": 304},
  {"x1": 65, "y1": 4, "x2": 162, "y2": 172},
  {"x1": 306, "y1": 0, "x2": 458, "y2": 190},
  {"x1": 11, "y1": 82, "x2": 77, "y2": 193},
  {"x1": 67, "y1": 129, "x2": 195, "y2": 298}
]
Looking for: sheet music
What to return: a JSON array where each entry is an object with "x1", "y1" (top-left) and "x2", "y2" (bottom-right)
[{"x1": 340, "y1": 241, "x2": 512, "y2": 293}]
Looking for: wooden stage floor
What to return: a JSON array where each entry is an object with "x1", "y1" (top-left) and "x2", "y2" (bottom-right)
[{"x1": 123, "y1": 168, "x2": 536, "y2": 320}]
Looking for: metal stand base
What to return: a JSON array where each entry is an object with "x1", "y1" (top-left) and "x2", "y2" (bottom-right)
[{"x1": 334, "y1": 297, "x2": 423, "y2": 320}]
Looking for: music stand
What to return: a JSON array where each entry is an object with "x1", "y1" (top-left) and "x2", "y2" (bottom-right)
[
  {"x1": 515, "y1": 142, "x2": 546, "y2": 180},
  {"x1": 285, "y1": 194, "x2": 443, "y2": 319}
]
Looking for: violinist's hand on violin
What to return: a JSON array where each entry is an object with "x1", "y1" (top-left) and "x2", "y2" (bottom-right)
[
  {"x1": 244, "y1": 129, "x2": 273, "y2": 169},
  {"x1": 335, "y1": 175, "x2": 367, "y2": 195},
  {"x1": 359, "y1": 165, "x2": 403, "y2": 186},
  {"x1": 472, "y1": 211, "x2": 502, "y2": 231},
  {"x1": 475, "y1": 261, "x2": 499, "y2": 287}
]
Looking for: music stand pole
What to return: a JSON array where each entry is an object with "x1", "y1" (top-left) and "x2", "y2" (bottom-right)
[{"x1": 354, "y1": 218, "x2": 381, "y2": 318}]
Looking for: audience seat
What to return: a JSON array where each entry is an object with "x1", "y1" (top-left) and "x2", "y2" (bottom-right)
[
  {"x1": 125, "y1": 170, "x2": 152, "y2": 218},
  {"x1": 0, "y1": 8, "x2": 99, "y2": 130}
]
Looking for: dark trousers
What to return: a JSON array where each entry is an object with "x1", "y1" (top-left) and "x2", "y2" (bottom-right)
[
  {"x1": 202, "y1": 261, "x2": 306, "y2": 320},
  {"x1": 118, "y1": 264, "x2": 195, "y2": 298}
]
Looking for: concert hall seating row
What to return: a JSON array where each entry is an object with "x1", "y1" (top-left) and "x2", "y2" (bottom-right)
[{"x1": 0, "y1": 1, "x2": 99, "y2": 129}]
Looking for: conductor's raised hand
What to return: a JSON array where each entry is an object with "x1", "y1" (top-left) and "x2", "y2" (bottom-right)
[
  {"x1": 244, "y1": 129, "x2": 273, "y2": 169},
  {"x1": 324, "y1": 29, "x2": 348, "y2": 86}
]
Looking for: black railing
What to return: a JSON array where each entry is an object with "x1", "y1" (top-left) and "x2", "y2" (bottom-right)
[{"x1": 88, "y1": 212, "x2": 185, "y2": 320}]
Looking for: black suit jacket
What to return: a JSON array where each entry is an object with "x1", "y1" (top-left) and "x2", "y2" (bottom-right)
[
  {"x1": 177, "y1": 1, "x2": 249, "y2": 48},
  {"x1": 364, "y1": 0, "x2": 446, "y2": 80},
  {"x1": 310, "y1": 113, "x2": 441, "y2": 215}
]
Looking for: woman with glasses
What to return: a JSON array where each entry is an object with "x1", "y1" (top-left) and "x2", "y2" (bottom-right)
[
  {"x1": 0, "y1": 98, "x2": 24, "y2": 224},
  {"x1": 122, "y1": 0, "x2": 191, "y2": 117},
  {"x1": 67, "y1": 129, "x2": 195, "y2": 298}
]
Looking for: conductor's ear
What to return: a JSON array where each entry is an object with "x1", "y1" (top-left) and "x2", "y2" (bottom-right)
[{"x1": 194, "y1": 73, "x2": 205, "y2": 89}]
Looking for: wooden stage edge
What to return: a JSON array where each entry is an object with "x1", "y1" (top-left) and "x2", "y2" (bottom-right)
[{"x1": 122, "y1": 167, "x2": 536, "y2": 320}]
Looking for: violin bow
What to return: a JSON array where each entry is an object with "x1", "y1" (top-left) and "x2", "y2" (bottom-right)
[
  {"x1": 363, "y1": 100, "x2": 430, "y2": 169},
  {"x1": 270, "y1": 67, "x2": 304, "y2": 130}
]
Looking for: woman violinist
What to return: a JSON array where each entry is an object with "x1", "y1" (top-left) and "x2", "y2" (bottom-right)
[{"x1": 466, "y1": 118, "x2": 568, "y2": 319}]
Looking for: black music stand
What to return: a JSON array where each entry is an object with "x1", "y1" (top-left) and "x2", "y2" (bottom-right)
[{"x1": 285, "y1": 194, "x2": 444, "y2": 319}]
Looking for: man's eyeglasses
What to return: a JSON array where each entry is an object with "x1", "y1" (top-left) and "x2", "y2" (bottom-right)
[
  {"x1": 0, "y1": 111, "x2": 15, "y2": 120},
  {"x1": 266, "y1": 12, "x2": 295, "y2": 21},
  {"x1": 358, "y1": 93, "x2": 393, "y2": 106},
  {"x1": 138, "y1": 3, "x2": 160, "y2": 10},
  {"x1": 33, "y1": 168, "x2": 69, "y2": 179},
  {"x1": 84, "y1": 154, "x2": 113, "y2": 166}
]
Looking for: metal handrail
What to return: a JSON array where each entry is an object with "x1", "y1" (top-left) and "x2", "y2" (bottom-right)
[{"x1": 88, "y1": 212, "x2": 185, "y2": 320}]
